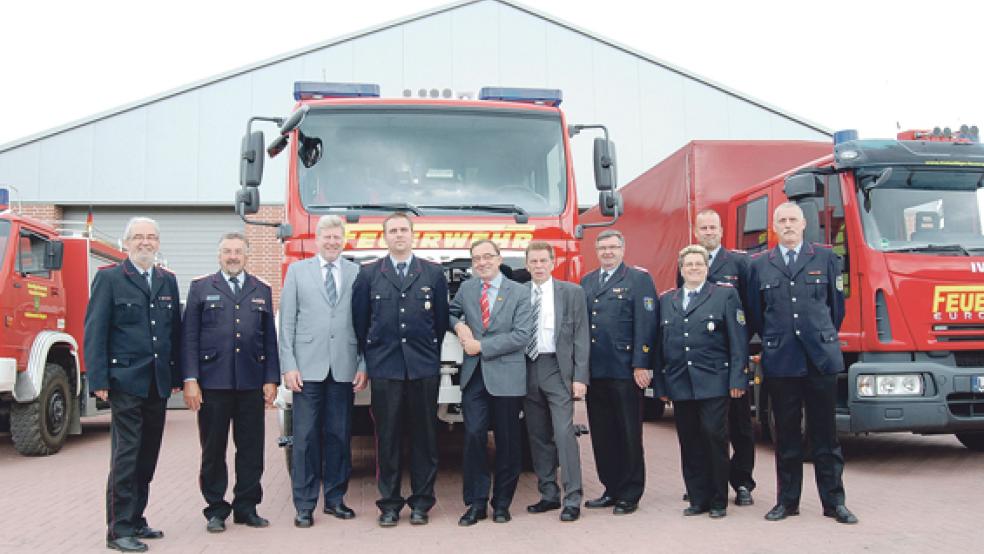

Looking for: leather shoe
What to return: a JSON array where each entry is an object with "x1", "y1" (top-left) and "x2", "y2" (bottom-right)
[
  {"x1": 527, "y1": 500, "x2": 561, "y2": 514},
  {"x1": 764, "y1": 504, "x2": 800, "y2": 521},
  {"x1": 323, "y1": 502, "x2": 355, "y2": 520},
  {"x1": 735, "y1": 486, "x2": 754, "y2": 506},
  {"x1": 682, "y1": 492, "x2": 690, "y2": 502},
  {"x1": 378, "y1": 510, "x2": 399, "y2": 527},
  {"x1": 683, "y1": 506, "x2": 708, "y2": 516},
  {"x1": 233, "y1": 512, "x2": 269, "y2": 528},
  {"x1": 409, "y1": 509, "x2": 428, "y2": 525},
  {"x1": 294, "y1": 509, "x2": 314, "y2": 528},
  {"x1": 584, "y1": 495, "x2": 616, "y2": 509},
  {"x1": 613, "y1": 501, "x2": 637, "y2": 515},
  {"x1": 493, "y1": 507, "x2": 511, "y2": 523},
  {"x1": 458, "y1": 505, "x2": 488, "y2": 526},
  {"x1": 560, "y1": 506, "x2": 580, "y2": 522},
  {"x1": 709, "y1": 507, "x2": 727, "y2": 519},
  {"x1": 106, "y1": 537, "x2": 148, "y2": 552},
  {"x1": 206, "y1": 517, "x2": 226, "y2": 533},
  {"x1": 134, "y1": 526, "x2": 163, "y2": 540},
  {"x1": 823, "y1": 505, "x2": 859, "y2": 524}
]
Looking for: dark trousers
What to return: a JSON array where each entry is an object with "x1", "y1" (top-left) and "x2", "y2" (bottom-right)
[
  {"x1": 197, "y1": 388, "x2": 265, "y2": 520},
  {"x1": 106, "y1": 388, "x2": 166, "y2": 539},
  {"x1": 675, "y1": 397, "x2": 730, "y2": 510},
  {"x1": 370, "y1": 375, "x2": 440, "y2": 513},
  {"x1": 291, "y1": 372, "x2": 354, "y2": 511},
  {"x1": 586, "y1": 378, "x2": 645, "y2": 503},
  {"x1": 461, "y1": 366, "x2": 523, "y2": 509},
  {"x1": 767, "y1": 372, "x2": 846, "y2": 509},
  {"x1": 728, "y1": 392, "x2": 757, "y2": 492}
]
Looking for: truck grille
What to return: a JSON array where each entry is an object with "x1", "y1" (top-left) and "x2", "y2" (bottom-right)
[
  {"x1": 954, "y1": 351, "x2": 984, "y2": 368},
  {"x1": 934, "y1": 325, "x2": 984, "y2": 343},
  {"x1": 947, "y1": 393, "x2": 984, "y2": 418}
]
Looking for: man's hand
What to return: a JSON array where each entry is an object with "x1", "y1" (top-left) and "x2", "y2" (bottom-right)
[
  {"x1": 455, "y1": 322, "x2": 475, "y2": 343},
  {"x1": 462, "y1": 338, "x2": 482, "y2": 356},
  {"x1": 183, "y1": 380, "x2": 202, "y2": 412},
  {"x1": 572, "y1": 381, "x2": 587, "y2": 400},
  {"x1": 283, "y1": 370, "x2": 304, "y2": 393},
  {"x1": 353, "y1": 372, "x2": 368, "y2": 393},
  {"x1": 263, "y1": 383, "x2": 277, "y2": 406},
  {"x1": 730, "y1": 388, "x2": 746, "y2": 399},
  {"x1": 659, "y1": 396, "x2": 669, "y2": 402},
  {"x1": 94, "y1": 389, "x2": 109, "y2": 402},
  {"x1": 633, "y1": 368, "x2": 652, "y2": 390}
]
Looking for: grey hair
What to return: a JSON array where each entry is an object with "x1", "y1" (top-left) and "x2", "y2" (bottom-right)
[
  {"x1": 218, "y1": 231, "x2": 250, "y2": 252},
  {"x1": 595, "y1": 229, "x2": 625, "y2": 247},
  {"x1": 773, "y1": 202, "x2": 804, "y2": 223},
  {"x1": 123, "y1": 216, "x2": 160, "y2": 241},
  {"x1": 677, "y1": 244, "x2": 709, "y2": 269},
  {"x1": 316, "y1": 214, "x2": 346, "y2": 235}
]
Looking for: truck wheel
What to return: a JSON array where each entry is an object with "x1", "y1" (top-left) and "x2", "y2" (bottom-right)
[
  {"x1": 955, "y1": 432, "x2": 984, "y2": 451},
  {"x1": 642, "y1": 397, "x2": 666, "y2": 421},
  {"x1": 10, "y1": 364, "x2": 71, "y2": 456}
]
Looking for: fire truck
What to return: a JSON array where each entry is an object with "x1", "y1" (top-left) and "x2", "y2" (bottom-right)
[
  {"x1": 234, "y1": 82, "x2": 619, "y2": 466},
  {"x1": 0, "y1": 189, "x2": 126, "y2": 455}
]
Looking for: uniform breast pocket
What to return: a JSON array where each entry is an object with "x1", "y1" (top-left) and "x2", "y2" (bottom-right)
[
  {"x1": 251, "y1": 304, "x2": 268, "y2": 329},
  {"x1": 760, "y1": 279, "x2": 781, "y2": 302},
  {"x1": 202, "y1": 302, "x2": 224, "y2": 327},
  {"x1": 807, "y1": 274, "x2": 829, "y2": 300},
  {"x1": 703, "y1": 314, "x2": 723, "y2": 334},
  {"x1": 763, "y1": 336, "x2": 780, "y2": 349},
  {"x1": 610, "y1": 292, "x2": 633, "y2": 319},
  {"x1": 114, "y1": 299, "x2": 143, "y2": 325}
]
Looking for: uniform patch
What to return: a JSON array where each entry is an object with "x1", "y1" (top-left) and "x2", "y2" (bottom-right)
[
  {"x1": 420, "y1": 286, "x2": 431, "y2": 292},
  {"x1": 251, "y1": 298, "x2": 266, "y2": 305},
  {"x1": 736, "y1": 309, "x2": 746, "y2": 326},
  {"x1": 642, "y1": 345, "x2": 650, "y2": 353},
  {"x1": 835, "y1": 275, "x2": 844, "y2": 291},
  {"x1": 158, "y1": 295, "x2": 173, "y2": 301},
  {"x1": 644, "y1": 297, "x2": 655, "y2": 311},
  {"x1": 206, "y1": 294, "x2": 221, "y2": 301},
  {"x1": 808, "y1": 270, "x2": 822, "y2": 275}
]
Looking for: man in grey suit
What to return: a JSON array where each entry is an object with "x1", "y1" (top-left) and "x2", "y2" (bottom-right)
[
  {"x1": 279, "y1": 214, "x2": 367, "y2": 528},
  {"x1": 450, "y1": 239, "x2": 534, "y2": 526},
  {"x1": 522, "y1": 241, "x2": 589, "y2": 523}
]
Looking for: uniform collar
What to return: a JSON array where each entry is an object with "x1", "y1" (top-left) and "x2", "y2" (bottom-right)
[{"x1": 778, "y1": 242, "x2": 803, "y2": 258}]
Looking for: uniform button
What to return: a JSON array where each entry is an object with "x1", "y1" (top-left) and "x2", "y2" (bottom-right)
[
  {"x1": 400, "y1": 308, "x2": 405, "y2": 313},
  {"x1": 592, "y1": 311, "x2": 597, "y2": 316},
  {"x1": 683, "y1": 332, "x2": 689, "y2": 337},
  {"x1": 795, "y1": 330, "x2": 801, "y2": 336},
  {"x1": 111, "y1": 358, "x2": 117, "y2": 364},
  {"x1": 150, "y1": 303, "x2": 154, "y2": 308},
  {"x1": 401, "y1": 338, "x2": 407, "y2": 343},
  {"x1": 791, "y1": 281, "x2": 795, "y2": 286},
  {"x1": 260, "y1": 355, "x2": 266, "y2": 361},
  {"x1": 791, "y1": 297, "x2": 797, "y2": 303},
  {"x1": 236, "y1": 348, "x2": 241, "y2": 352},
  {"x1": 594, "y1": 299, "x2": 599, "y2": 303},
  {"x1": 236, "y1": 332, "x2": 241, "y2": 338},
  {"x1": 152, "y1": 336, "x2": 157, "y2": 341},
  {"x1": 400, "y1": 323, "x2": 406, "y2": 328},
  {"x1": 591, "y1": 324, "x2": 596, "y2": 329},
  {"x1": 203, "y1": 355, "x2": 209, "y2": 360},
  {"x1": 591, "y1": 338, "x2": 596, "y2": 343},
  {"x1": 684, "y1": 318, "x2": 688, "y2": 323},
  {"x1": 236, "y1": 305, "x2": 240, "y2": 309},
  {"x1": 625, "y1": 345, "x2": 631, "y2": 350},
  {"x1": 154, "y1": 353, "x2": 158, "y2": 358},
  {"x1": 687, "y1": 361, "x2": 693, "y2": 365},
  {"x1": 151, "y1": 320, "x2": 156, "y2": 325},
  {"x1": 236, "y1": 318, "x2": 240, "y2": 324},
  {"x1": 685, "y1": 347, "x2": 690, "y2": 351},
  {"x1": 793, "y1": 313, "x2": 799, "y2": 318},
  {"x1": 401, "y1": 293, "x2": 406, "y2": 298}
]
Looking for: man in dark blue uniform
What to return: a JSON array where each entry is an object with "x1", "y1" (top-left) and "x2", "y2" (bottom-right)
[
  {"x1": 657, "y1": 244, "x2": 748, "y2": 519},
  {"x1": 352, "y1": 212, "x2": 449, "y2": 527},
  {"x1": 580, "y1": 229, "x2": 658, "y2": 515},
  {"x1": 84, "y1": 217, "x2": 182, "y2": 553},
  {"x1": 181, "y1": 232, "x2": 280, "y2": 533},
  {"x1": 747, "y1": 202, "x2": 857, "y2": 525}
]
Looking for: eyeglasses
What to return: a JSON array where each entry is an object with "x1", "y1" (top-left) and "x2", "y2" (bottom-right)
[
  {"x1": 681, "y1": 261, "x2": 707, "y2": 268},
  {"x1": 597, "y1": 245, "x2": 623, "y2": 252},
  {"x1": 129, "y1": 234, "x2": 159, "y2": 242},
  {"x1": 471, "y1": 253, "x2": 499, "y2": 263}
]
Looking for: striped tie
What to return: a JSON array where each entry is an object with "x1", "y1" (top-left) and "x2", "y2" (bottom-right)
[
  {"x1": 325, "y1": 263, "x2": 338, "y2": 306},
  {"x1": 480, "y1": 281, "x2": 491, "y2": 329},
  {"x1": 527, "y1": 285, "x2": 542, "y2": 360}
]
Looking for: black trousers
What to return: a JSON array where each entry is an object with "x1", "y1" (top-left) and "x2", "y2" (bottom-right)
[
  {"x1": 106, "y1": 387, "x2": 166, "y2": 539},
  {"x1": 585, "y1": 378, "x2": 645, "y2": 503},
  {"x1": 197, "y1": 388, "x2": 265, "y2": 520},
  {"x1": 675, "y1": 397, "x2": 730, "y2": 510},
  {"x1": 370, "y1": 375, "x2": 440, "y2": 513},
  {"x1": 728, "y1": 392, "x2": 757, "y2": 492},
  {"x1": 767, "y1": 372, "x2": 846, "y2": 509},
  {"x1": 291, "y1": 373, "x2": 354, "y2": 511},
  {"x1": 461, "y1": 366, "x2": 523, "y2": 509}
]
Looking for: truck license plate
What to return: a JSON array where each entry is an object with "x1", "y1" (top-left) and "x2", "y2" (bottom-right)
[{"x1": 975, "y1": 376, "x2": 984, "y2": 393}]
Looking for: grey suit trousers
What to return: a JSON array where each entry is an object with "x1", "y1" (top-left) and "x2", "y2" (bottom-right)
[{"x1": 524, "y1": 354, "x2": 583, "y2": 507}]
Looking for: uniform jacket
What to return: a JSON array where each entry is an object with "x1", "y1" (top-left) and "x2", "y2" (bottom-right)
[
  {"x1": 746, "y1": 243, "x2": 845, "y2": 377},
  {"x1": 526, "y1": 279, "x2": 590, "y2": 386},
  {"x1": 181, "y1": 271, "x2": 280, "y2": 390},
  {"x1": 278, "y1": 255, "x2": 364, "y2": 382},
  {"x1": 580, "y1": 263, "x2": 658, "y2": 379},
  {"x1": 83, "y1": 258, "x2": 181, "y2": 398},
  {"x1": 449, "y1": 274, "x2": 533, "y2": 397},
  {"x1": 677, "y1": 247, "x2": 751, "y2": 310},
  {"x1": 652, "y1": 283, "x2": 748, "y2": 400},
  {"x1": 352, "y1": 255, "x2": 450, "y2": 380}
]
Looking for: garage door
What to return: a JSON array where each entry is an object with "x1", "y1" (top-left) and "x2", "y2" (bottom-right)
[{"x1": 64, "y1": 206, "x2": 245, "y2": 298}]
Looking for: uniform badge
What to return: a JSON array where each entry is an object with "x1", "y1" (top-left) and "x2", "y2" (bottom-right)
[
  {"x1": 612, "y1": 288, "x2": 622, "y2": 294},
  {"x1": 421, "y1": 286, "x2": 431, "y2": 292},
  {"x1": 644, "y1": 297, "x2": 655, "y2": 312},
  {"x1": 808, "y1": 270, "x2": 822, "y2": 275},
  {"x1": 158, "y1": 295, "x2": 173, "y2": 301},
  {"x1": 707, "y1": 321, "x2": 716, "y2": 332},
  {"x1": 424, "y1": 301, "x2": 432, "y2": 310},
  {"x1": 835, "y1": 275, "x2": 844, "y2": 291},
  {"x1": 252, "y1": 298, "x2": 266, "y2": 305},
  {"x1": 642, "y1": 345, "x2": 650, "y2": 353},
  {"x1": 206, "y1": 294, "x2": 221, "y2": 301},
  {"x1": 736, "y1": 309, "x2": 746, "y2": 326}
]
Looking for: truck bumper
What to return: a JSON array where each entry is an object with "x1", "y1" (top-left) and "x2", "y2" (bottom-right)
[
  {"x1": 843, "y1": 361, "x2": 984, "y2": 434},
  {"x1": 0, "y1": 358, "x2": 15, "y2": 393}
]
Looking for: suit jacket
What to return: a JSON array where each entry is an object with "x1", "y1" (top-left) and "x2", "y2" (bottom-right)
[
  {"x1": 580, "y1": 263, "x2": 658, "y2": 379},
  {"x1": 181, "y1": 271, "x2": 280, "y2": 390},
  {"x1": 352, "y1": 255, "x2": 450, "y2": 380},
  {"x1": 676, "y1": 247, "x2": 751, "y2": 310},
  {"x1": 526, "y1": 279, "x2": 590, "y2": 385},
  {"x1": 83, "y1": 258, "x2": 182, "y2": 398},
  {"x1": 449, "y1": 274, "x2": 534, "y2": 397},
  {"x1": 747, "y1": 243, "x2": 845, "y2": 377},
  {"x1": 278, "y1": 255, "x2": 364, "y2": 382}
]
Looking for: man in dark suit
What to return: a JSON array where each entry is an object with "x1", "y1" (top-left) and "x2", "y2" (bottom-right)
[
  {"x1": 450, "y1": 239, "x2": 533, "y2": 526},
  {"x1": 746, "y1": 202, "x2": 857, "y2": 524},
  {"x1": 181, "y1": 232, "x2": 280, "y2": 533},
  {"x1": 352, "y1": 212, "x2": 449, "y2": 527},
  {"x1": 84, "y1": 217, "x2": 182, "y2": 553},
  {"x1": 580, "y1": 229, "x2": 658, "y2": 515},
  {"x1": 522, "y1": 242, "x2": 589, "y2": 522},
  {"x1": 656, "y1": 244, "x2": 748, "y2": 519}
]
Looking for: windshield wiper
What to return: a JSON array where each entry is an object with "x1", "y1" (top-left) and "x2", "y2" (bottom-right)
[
  {"x1": 418, "y1": 204, "x2": 529, "y2": 223},
  {"x1": 306, "y1": 203, "x2": 422, "y2": 216},
  {"x1": 887, "y1": 243, "x2": 971, "y2": 256}
]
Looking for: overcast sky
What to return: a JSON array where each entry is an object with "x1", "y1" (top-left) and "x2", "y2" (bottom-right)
[{"x1": 1, "y1": 0, "x2": 980, "y2": 147}]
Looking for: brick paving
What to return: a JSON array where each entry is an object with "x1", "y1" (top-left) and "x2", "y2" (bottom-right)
[{"x1": 1, "y1": 404, "x2": 981, "y2": 553}]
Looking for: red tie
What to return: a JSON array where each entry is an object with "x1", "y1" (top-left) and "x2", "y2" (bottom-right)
[{"x1": 480, "y1": 281, "x2": 491, "y2": 329}]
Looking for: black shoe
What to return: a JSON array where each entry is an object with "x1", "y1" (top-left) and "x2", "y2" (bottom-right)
[
  {"x1": 323, "y1": 502, "x2": 356, "y2": 520},
  {"x1": 764, "y1": 504, "x2": 800, "y2": 521},
  {"x1": 560, "y1": 506, "x2": 580, "y2": 522},
  {"x1": 458, "y1": 505, "x2": 488, "y2": 526},
  {"x1": 584, "y1": 495, "x2": 616, "y2": 509},
  {"x1": 377, "y1": 510, "x2": 399, "y2": 527},
  {"x1": 823, "y1": 505, "x2": 859, "y2": 524},
  {"x1": 206, "y1": 516, "x2": 226, "y2": 533},
  {"x1": 526, "y1": 500, "x2": 561, "y2": 514},
  {"x1": 709, "y1": 507, "x2": 727, "y2": 519},
  {"x1": 613, "y1": 501, "x2": 637, "y2": 515},
  {"x1": 134, "y1": 527, "x2": 163, "y2": 540},
  {"x1": 492, "y1": 507, "x2": 511, "y2": 523},
  {"x1": 233, "y1": 512, "x2": 270, "y2": 528},
  {"x1": 682, "y1": 492, "x2": 690, "y2": 502},
  {"x1": 409, "y1": 509, "x2": 428, "y2": 525},
  {"x1": 683, "y1": 506, "x2": 708, "y2": 516},
  {"x1": 106, "y1": 537, "x2": 148, "y2": 552},
  {"x1": 294, "y1": 509, "x2": 314, "y2": 528},
  {"x1": 735, "y1": 486, "x2": 754, "y2": 506}
]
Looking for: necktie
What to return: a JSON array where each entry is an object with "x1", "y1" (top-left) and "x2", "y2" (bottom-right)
[
  {"x1": 396, "y1": 261, "x2": 407, "y2": 281},
  {"x1": 786, "y1": 249, "x2": 796, "y2": 267},
  {"x1": 708, "y1": 253, "x2": 715, "y2": 267},
  {"x1": 325, "y1": 263, "x2": 338, "y2": 306},
  {"x1": 684, "y1": 289, "x2": 698, "y2": 310},
  {"x1": 143, "y1": 271, "x2": 152, "y2": 291},
  {"x1": 230, "y1": 276, "x2": 241, "y2": 296},
  {"x1": 480, "y1": 281, "x2": 491, "y2": 329},
  {"x1": 527, "y1": 285, "x2": 542, "y2": 360},
  {"x1": 601, "y1": 271, "x2": 611, "y2": 286}
]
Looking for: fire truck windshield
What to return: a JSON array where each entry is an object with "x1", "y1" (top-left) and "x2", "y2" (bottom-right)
[
  {"x1": 857, "y1": 168, "x2": 984, "y2": 254},
  {"x1": 296, "y1": 108, "x2": 567, "y2": 216}
]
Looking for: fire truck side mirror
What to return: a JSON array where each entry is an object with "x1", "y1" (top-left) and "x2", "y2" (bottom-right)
[
  {"x1": 235, "y1": 187, "x2": 260, "y2": 216},
  {"x1": 784, "y1": 173, "x2": 822, "y2": 200},
  {"x1": 240, "y1": 131, "x2": 266, "y2": 188},
  {"x1": 598, "y1": 190, "x2": 623, "y2": 217},
  {"x1": 43, "y1": 240, "x2": 64, "y2": 271},
  {"x1": 593, "y1": 138, "x2": 618, "y2": 191}
]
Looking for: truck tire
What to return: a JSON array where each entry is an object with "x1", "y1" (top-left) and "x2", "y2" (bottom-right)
[
  {"x1": 955, "y1": 431, "x2": 984, "y2": 452},
  {"x1": 642, "y1": 397, "x2": 666, "y2": 421},
  {"x1": 10, "y1": 364, "x2": 71, "y2": 456}
]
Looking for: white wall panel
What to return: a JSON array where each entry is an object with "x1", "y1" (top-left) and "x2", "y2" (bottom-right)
[
  {"x1": 0, "y1": 143, "x2": 41, "y2": 199},
  {"x1": 450, "y1": 1, "x2": 499, "y2": 94},
  {"x1": 198, "y1": 74, "x2": 253, "y2": 203},
  {"x1": 352, "y1": 27, "x2": 405, "y2": 97},
  {"x1": 497, "y1": 3, "x2": 548, "y2": 87},
  {"x1": 92, "y1": 109, "x2": 147, "y2": 201},
  {"x1": 39, "y1": 126, "x2": 94, "y2": 202},
  {"x1": 145, "y1": 94, "x2": 199, "y2": 202},
  {"x1": 403, "y1": 12, "x2": 454, "y2": 95}
]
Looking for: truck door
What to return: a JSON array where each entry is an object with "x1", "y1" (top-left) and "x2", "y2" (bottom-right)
[{"x1": 11, "y1": 230, "x2": 59, "y2": 367}]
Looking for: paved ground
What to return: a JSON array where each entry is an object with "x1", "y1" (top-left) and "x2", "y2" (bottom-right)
[{"x1": 1, "y1": 404, "x2": 981, "y2": 553}]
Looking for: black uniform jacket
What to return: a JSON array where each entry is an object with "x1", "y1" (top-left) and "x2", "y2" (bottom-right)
[{"x1": 677, "y1": 247, "x2": 751, "y2": 310}]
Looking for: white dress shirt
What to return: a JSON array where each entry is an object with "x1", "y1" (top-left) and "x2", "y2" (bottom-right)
[
  {"x1": 318, "y1": 254, "x2": 341, "y2": 289},
  {"x1": 533, "y1": 278, "x2": 556, "y2": 354}
]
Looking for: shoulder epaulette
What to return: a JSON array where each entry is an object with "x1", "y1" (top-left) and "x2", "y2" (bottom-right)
[
  {"x1": 750, "y1": 251, "x2": 768, "y2": 259},
  {"x1": 97, "y1": 262, "x2": 120, "y2": 270},
  {"x1": 253, "y1": 275, "x2": 272, "y2": 287},
  {"x1": 715, "y1": 281, "x2": 735, "y2": 288},
  {"x1": 156, "y1": 264, "x2": 175, "y2": 274},
  {"x1": 732, "y1": 249, "x2": 748, "y2": 255},
  {"x1": 190, "y1": 273, "x2": 211, "y2": 282},
  {"x1": 633, "y1": 265, "x2": 650, "y2": 273},
  {"x1": 659, "y1": 288, "x2": 678, "y2": 298}
]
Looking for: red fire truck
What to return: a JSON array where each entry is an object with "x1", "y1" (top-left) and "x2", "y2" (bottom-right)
[{"x1": 0, "y1": 191, "x2": 126, "y2": 455}]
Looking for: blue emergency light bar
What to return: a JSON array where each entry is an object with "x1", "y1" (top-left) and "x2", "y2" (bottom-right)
[
  {"x1": 0, "y1": 188, "x2": 8, "y2": 210},
  {"x1": 479, "y1": 87, "x2": 563, "y2": 107},
  {"x1": 293, "y1": 82, "x2": 380, "y2": 101}
]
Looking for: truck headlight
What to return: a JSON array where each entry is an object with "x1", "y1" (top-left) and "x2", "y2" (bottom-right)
[{"x1": 857, "y1": 374, "x2": 924, "y2": 397}]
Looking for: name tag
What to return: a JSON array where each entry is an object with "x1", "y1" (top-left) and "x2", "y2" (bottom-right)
[{"x1": 206, "y1": 294, "x2": 221, "y2": 301}]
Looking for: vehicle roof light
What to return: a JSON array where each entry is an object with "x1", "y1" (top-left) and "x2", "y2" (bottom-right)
[
  {"x1": 897, "y1": 124, "x2": 979, "y2": 143},
  {"x1": 479, "y1": 87, "x2": 563, "y2": 107},
  {"x1": 0, "y1": 188, "x2": 8, "y2": 211},
  {"x1": 833, "y1": 129, "x2": 858, "y2": 145},
  {"x1": 293, "y1": 81, "x2": 380, "y2": 101}
]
